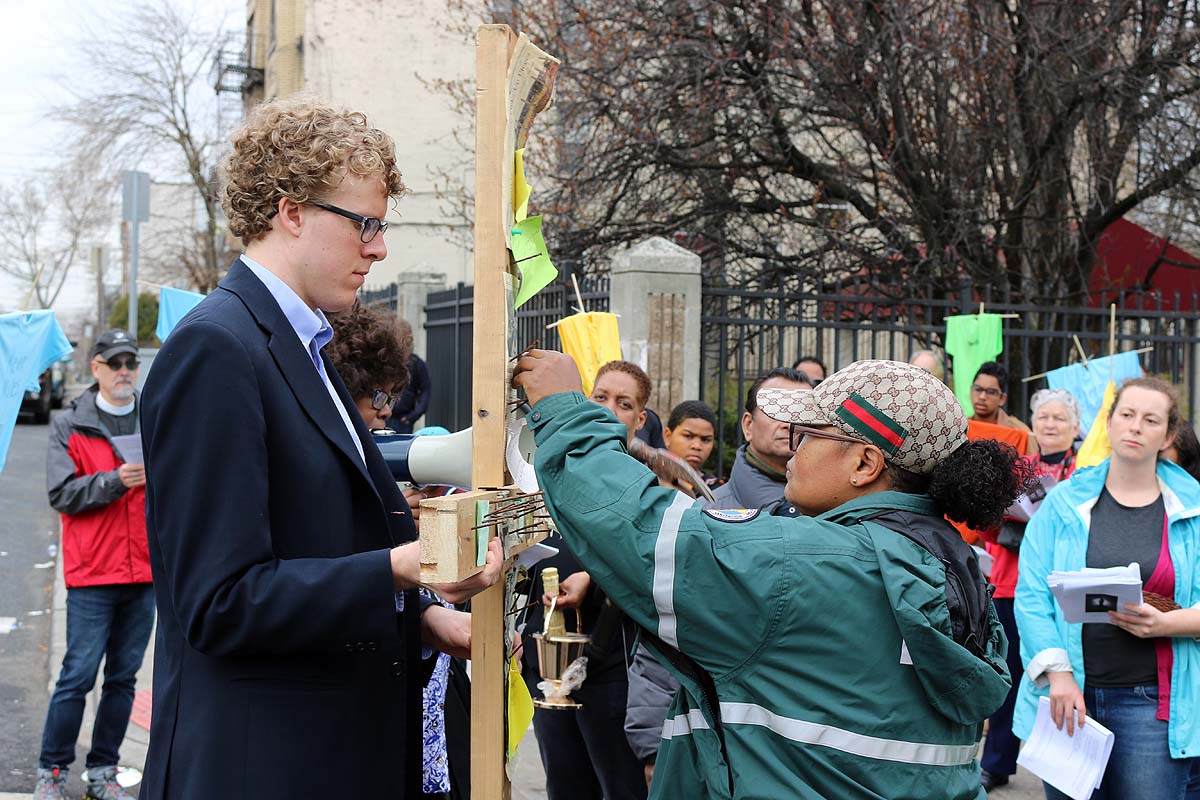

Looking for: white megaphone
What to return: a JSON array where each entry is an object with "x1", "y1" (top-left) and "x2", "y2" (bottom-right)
[{"x1": 371, "y1": 420, "x2": 538, "y2": 489}]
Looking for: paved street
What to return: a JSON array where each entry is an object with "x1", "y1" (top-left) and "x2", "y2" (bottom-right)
[{"x1": 0, "y1": 413, "x2": 59, "y2": 791}]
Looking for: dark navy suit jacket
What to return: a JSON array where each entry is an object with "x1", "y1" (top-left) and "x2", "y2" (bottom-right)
[{"x1": 140, "y1": 259, "x2": 425, "y2": 797}]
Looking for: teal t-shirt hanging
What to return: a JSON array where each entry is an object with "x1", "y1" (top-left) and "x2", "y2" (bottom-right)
[
  {"x1": 0, "y1": 310, "x2": 73, "y2": 472},
  {"x1": 944, "y1": 313, "x2": 1004, "y2": 416}
]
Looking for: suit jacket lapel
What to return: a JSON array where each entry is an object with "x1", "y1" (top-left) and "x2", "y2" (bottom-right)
[{"x1": 218, "y1": 260, "x2": 380, "y2": 499}]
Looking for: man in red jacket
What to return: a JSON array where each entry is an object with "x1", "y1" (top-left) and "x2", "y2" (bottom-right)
[{"x1": 34, "y1": 329, "x2": 153, "y2": 800}]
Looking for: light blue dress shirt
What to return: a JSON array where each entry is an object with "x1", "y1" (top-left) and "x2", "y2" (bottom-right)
[{"x1": 241, "y1": 255, "x2": 366, "y2": 465}]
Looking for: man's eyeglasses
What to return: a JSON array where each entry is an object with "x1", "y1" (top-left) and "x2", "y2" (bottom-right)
[
  {"x1": 971, "y1": 384, "x2": 1003, "y2": 398},
  {"x1": 308, "y1": 201, "x2": 388, "y2": 243},
  {"x1": 98, "y1": 355, "x2": 139, "y2": 371},
  {"x1": 788, "y1": 423, "x2": 865, "y2": 452},
  {"x1": 370, "y1": 389, "x2": 398, "y2": 411}
]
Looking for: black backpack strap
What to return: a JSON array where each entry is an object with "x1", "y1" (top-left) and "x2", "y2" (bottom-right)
[
  {"x1": 638, "y1": 628, "x2": 735, "y2": 797},
  {"x1": 856, "y1": 509, "x2": 993, "y2": 658}
]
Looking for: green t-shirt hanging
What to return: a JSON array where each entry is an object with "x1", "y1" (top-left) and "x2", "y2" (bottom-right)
[{"x1": 944, "y1": 313, "x2": 1004, "y2": 417}]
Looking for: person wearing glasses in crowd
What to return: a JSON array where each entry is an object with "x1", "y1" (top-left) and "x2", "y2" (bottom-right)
[
  {"x1": 970, "y1": 361, "x2": 1036, "y2": 453},
  {"x1": 34, "y1": 330, "x2": 154, "y2": 800},
  {"x1": 513, "y1": 355, "x2": 1025, "y2": 798},
  {"x1": 326, "y1": 304, "x2": 410, "y2": 431},
  {"x1": 138, "y1": 95, "x2": 499, "y2": 800}
]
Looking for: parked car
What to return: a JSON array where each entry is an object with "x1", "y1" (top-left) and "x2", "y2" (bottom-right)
[{"x1": 21, "y1": 362, "x2": 67, "y2": 424}]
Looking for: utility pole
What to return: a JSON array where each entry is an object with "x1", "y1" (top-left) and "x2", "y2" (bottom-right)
[
  {"x1": 121, "y1": 171, "x2": 150, "y2": 336},
  {"x1": 91, "y1": 245, "x2": 107, "y2": 330}
]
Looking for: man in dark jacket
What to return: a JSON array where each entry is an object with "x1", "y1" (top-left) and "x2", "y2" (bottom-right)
[
  {"x1": 703, "y1": 367, "x2": 812, "y2": 510},
  {"x1": 138, "y1": 95, "x2": 498, "y2": 800},
  {"x1": 35, "y1": 329, "x2": 153, "y2": 800}
]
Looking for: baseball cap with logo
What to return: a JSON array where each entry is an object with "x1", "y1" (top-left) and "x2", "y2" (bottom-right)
[
  {"x1": 756, "y1": 359, "x2": 968, "y2": 475},
  {"x1": 90, "y1": 329, "x2": 139, "y2": 360}
]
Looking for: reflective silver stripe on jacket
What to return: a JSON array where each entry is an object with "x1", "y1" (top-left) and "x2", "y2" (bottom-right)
[
  {"x1": 662, "y1": 702, "x2": 980, "y2": 767},
  {"x1": 661, "y1": 709, "x2": 710, "y2": 739},
  {"x1": 652, "y1": 491, "x2": 693, "y2": 648}
]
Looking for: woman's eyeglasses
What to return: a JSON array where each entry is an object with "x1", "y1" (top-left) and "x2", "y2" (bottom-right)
[
  {"x1": 307, "y1": 201, "x2": 388, "y2": 243},
  {"x1": 788, "y1": 423, "x2": 865, "y2": 451},
  {"x1": 370, "y1": 389, "x2": 398, "y2": 411}
]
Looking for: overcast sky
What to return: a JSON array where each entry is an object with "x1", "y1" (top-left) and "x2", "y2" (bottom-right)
[{"x1": 0, "y1": 0, "x2": 238, "y2": 321}]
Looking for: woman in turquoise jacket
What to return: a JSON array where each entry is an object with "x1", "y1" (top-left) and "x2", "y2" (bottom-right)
[
  {"x1": 1014, "y1": 377, "x2": 1200, "y2": 799},
  {"x1": 515, "y1": 355, "x2": 1026, "y2": 799}
]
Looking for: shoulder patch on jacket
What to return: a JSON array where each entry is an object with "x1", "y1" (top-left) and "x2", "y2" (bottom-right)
[{"x1": 702, "y1": 507, "x2": 760, "y2": 523}]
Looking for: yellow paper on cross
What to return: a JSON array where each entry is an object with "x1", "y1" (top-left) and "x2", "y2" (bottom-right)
[
  {"x1": 558, "y1": 312, "x2": 622, "y2": 396},
  {"x1": 1076, "y1": 381, "x2": 1116, "y2": 469},
  {"x1": 514, "y1": 149, "x2": 532, "y2": 222},
  {"x1": 507, "y1": 655, "x2": 534, "y2": 759}
]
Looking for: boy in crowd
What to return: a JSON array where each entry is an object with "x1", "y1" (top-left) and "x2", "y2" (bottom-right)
[{"x1": 663, "y1": 400, "x2": 722, "y2": 488}]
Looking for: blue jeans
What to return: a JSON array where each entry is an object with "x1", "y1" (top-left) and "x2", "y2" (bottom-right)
[
  {"x1": 38, "y1": 584, "x2": 155, "y2": 770},
  {"x1": 982, "y1": 597, "x2": 1021, "y2": 776},
  {"x1": 1043, "y1": 685, "x2": 1200, "y2": 800}
]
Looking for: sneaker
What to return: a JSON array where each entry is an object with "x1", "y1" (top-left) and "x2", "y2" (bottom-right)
[
  {"x1": 83, "y1": 766, "x2": 134, "y2": 800},
  {"x1": 32, "y1": 767, "x2": 69, "y2": 800}
]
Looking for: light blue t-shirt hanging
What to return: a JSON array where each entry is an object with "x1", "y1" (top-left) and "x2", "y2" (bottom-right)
[
  {"x1": 0, "y1": 310, "x2": 73, "y2": 472},
  {"x1": 1046, "y1": 351, "x2": 1143, "y2": 436},
  {"x1": 156, "y1": 286, "x2": 206, "y2": 342}
]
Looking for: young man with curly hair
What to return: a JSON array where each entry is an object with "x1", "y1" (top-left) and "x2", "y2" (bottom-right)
[{"x1": 138, "y1": 95, "x2": 499, "y2": 799}]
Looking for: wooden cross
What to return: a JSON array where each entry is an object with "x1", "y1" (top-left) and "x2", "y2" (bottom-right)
[{"x1": 416, "y1": 23, "x2": 559, "y2": 799}]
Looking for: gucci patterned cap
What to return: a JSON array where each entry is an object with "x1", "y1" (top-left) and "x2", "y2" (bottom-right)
[{"x1": 756, "y1": 359, "x2": 968, "y2": 474}]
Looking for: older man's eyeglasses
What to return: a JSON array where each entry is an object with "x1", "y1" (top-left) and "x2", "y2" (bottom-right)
[
  {"x1": 788, "y1": 423, "x2": 865, "y2": 451},
  {"x1": 370, "y1": 389, "x2": 398, "y2": 411},
  {"x1": 99, "y1": 355, "x2": 139, "y2": 371},
  {"x1": 308, "y1": 201, "x2": 389, "y2": 243}
]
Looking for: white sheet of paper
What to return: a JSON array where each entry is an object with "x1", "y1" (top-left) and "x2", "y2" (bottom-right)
[
  {"x1": 505, "y1": 415, "x2": 539, "y2": 493},
  {"x1": 1048, "y1": 563, "x2": 1142, "y2": 623},
  {"x1": 515, "y1": 542, "x2": 559, "y2": 571},
  {"x1": 1017, "y1": 697, "x2": 1114, "y2": 800},
  {"x1": 110, "y1": 434, "x2": 143, "y2": 465}
]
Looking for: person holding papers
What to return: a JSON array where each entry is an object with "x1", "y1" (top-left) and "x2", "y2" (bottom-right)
[
  {"x1": 1015, "y1": 377, "x2": 1200, "y2": 799},
  {"x1": 35, "y1": 330, "x2": 152, "y2": 800}
]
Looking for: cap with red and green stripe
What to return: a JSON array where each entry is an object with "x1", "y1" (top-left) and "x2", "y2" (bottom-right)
[{"x1": 755, "y1": 359, "x2": 968, "y2": 475}]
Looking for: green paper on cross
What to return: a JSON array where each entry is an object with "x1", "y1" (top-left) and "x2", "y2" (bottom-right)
[
  {"x1": 475, "y1": 500, "x2": 490, "y2": 566},
  {"x1": 511, "y1": 215, "x2": 558, "y2": 308}
]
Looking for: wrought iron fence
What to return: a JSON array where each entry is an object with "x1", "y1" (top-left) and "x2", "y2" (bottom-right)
[
  {"x1": 422, "y1": 271, "x2": 1200, "y2": 478},
  {"x1": 700, "y1": 278, "x2": 1200, "y2": 477},
  {"x1": 424, "y1": 273, "x2": 610, "y2": 431},
  {"x1": 358, "y1": 282, "x2": 399, "y2": 313}
]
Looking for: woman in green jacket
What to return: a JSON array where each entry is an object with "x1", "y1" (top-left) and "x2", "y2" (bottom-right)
[{"x1": 514, "y1": 354, "x2": 1028, "y2": 799}]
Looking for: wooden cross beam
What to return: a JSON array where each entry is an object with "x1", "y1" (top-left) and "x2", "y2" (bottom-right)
[
  {"x1": 419, "y1": 487, "x2": 549, "y2": 584},
  {"x1": 468, "y1": 22, "x2": 518, "y2": 800},
  {"x1": 416, "y1": 23, "x2": 560, "y2": 799}
]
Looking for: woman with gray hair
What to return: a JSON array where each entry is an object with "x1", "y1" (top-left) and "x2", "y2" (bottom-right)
[{"x1": 978, "y1": 387, "x2": 1082, "y2": 791}]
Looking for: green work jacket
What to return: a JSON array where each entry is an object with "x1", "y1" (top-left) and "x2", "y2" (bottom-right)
[{"x1": 528, "y1": 392, "x2": 1010, "y2": 800}]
